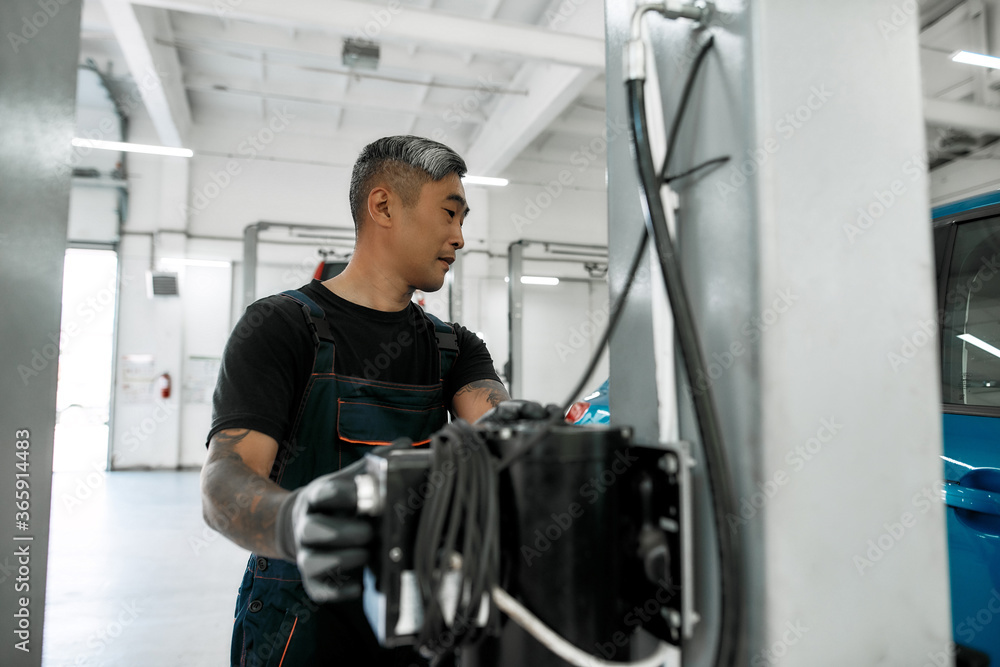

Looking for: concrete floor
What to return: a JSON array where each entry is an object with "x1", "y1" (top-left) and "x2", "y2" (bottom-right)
[{"x1": 42, "y1": 471, "x2": 250, "y2": 667}]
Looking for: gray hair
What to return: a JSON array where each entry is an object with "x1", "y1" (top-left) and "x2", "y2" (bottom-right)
[{"x1": 349, "y1": 135, "x2": 467, "y2": 230}]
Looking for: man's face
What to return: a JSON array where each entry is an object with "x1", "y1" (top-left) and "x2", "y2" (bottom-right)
[{"x1": 390, "y1": 173, "x2": 468, "y2": 293}]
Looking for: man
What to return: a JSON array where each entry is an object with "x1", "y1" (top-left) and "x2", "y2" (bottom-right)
[{"x1": 201, "y1": 136, "x2": 510, "y2": 666}]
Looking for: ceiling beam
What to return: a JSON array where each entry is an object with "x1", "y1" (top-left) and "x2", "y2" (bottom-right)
[
  {"x1": 404, "y1": 73, "x2": 435, "y2": 135},
  {"x1": 461, "y1": 0, "x2": 605, "y2": 175},
  {"x1": 101, "y1": 0, "x2": 191, "y2": 146},
  {"x1": 130, "y1": 0, "x2": 605, "y2": 69},
  {"x1": 920, "y1": 0, "x2": 971, "y2": 33},
  {"x1": 924, "y1": 97, "x2": 1000, "y2": 133},
  {"x1": 183, "y1": 74, "x2": 487, "y2": 123},
  {"x1": 166, "y1": 16, "x2": 516, "y2": 85},
  {"x1": 463, "y1": 63, "x2": 599, "y2": 175}
]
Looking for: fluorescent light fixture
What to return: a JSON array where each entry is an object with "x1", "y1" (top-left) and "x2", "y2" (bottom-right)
[
  {"x1": 952, "y1": 50, "x2": 1000, "y2": 69},
  {"x1": 520, "y1": 275, "x2": 560, "y2": 286},
  {"x1": 161, "y1": 257, "x2": 231, "y2": 268},
  {"x1": 463, "y1": 175, "x2": 508, "y2": 187},
  {"x1": 502, "y1": 276, "x2": 560, "y2": 285},
  {"x1": 959, "y1": 333, "x2": 1000, "y2": 359},
  {"x1": 72, "y1": 137, "x2": 194, "y2": 158}
]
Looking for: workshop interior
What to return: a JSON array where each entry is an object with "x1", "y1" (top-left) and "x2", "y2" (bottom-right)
[{"x1": 5, "y1": 0, "x2": 1000, "y2": 665}]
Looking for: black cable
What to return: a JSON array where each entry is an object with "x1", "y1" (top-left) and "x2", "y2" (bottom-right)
[
  {"x1": 659, "y1": 35, "x2": 716, "y2": 182},
  {"x1": 414, "y1": 435, "x2": 455, "y2": 649},
  {"x1": 498, "y1": 35, "x2": 719, "y2": 472},
  {"x1": 664, "y1": 155, "x2": 730, "y2": 184},
  {"x1": 627, "y1": 78, "x2": 743, "y2": 667},
  {"x1": 563, "y1": 34, "x2": 717, "y2": 411},
  {"x1": 414, "y1": 421, "x2": 499, "y2": 663}
]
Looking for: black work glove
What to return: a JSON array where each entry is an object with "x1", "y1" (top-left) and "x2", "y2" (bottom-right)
[
  {"x1": 475, "y1": 399, "x2": 561, "y2": 425},
  {"x1": 274, "y1": 459, "x2": 372, "y2": 603}
]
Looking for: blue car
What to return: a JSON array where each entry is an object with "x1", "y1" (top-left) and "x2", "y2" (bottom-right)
[
  {"x1": 934, "y1": 192, "x2": 1000, "y2": 665},
  {"x1": 566, "y1": 379, "x2": 610, "y2": 425}
]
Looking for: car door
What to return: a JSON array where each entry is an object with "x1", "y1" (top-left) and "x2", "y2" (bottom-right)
[{"x1": 935, "y1": 204, "x2": 1000, "y2": 664}]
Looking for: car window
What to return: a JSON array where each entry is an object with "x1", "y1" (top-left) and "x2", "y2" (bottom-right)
[{"x1": 941, "y1": 216, "x2": 1000, "y2": 407}]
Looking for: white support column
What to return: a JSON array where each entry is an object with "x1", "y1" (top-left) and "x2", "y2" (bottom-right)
[{"x1": 752, "y1": 2, "x2": 950, "y2": 663}]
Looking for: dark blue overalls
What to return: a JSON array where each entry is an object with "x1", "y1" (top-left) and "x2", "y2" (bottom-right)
[{"x1": 231, "y1": 290, "x2": 458, "y2": 667}]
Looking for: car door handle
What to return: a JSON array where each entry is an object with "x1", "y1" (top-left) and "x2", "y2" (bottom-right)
[{"x1": 944, "y1": 484, "x2": 1000, "y2": 516}]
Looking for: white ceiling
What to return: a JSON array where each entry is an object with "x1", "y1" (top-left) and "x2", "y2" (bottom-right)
[
  {"x1": 78, "y1": 0, "x2": 607, "y2": 185},
  {"x1": 920, "y1": 0, "x2": 1000, "y2": 166},
  {"x1": 77, "y1": 0, "x2": 1000, "y2": 186}
]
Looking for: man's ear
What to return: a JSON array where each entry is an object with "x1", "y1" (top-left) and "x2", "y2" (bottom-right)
[{"x1": 367, "y1": 186, "x2": 393, "y2": 229}]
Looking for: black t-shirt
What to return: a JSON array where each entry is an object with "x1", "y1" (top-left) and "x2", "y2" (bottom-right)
[{"x1": 208, "y1": 280, "x2": 501, "y2": 445}]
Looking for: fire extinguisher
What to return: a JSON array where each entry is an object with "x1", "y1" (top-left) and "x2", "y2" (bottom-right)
[{"x1": 157, "y1": 373, "x2": 172, "y2": 399}]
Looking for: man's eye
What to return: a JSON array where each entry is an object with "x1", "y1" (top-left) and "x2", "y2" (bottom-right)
[{"x1": 444, "y1": 209, "x2": 456, "y2": 218}]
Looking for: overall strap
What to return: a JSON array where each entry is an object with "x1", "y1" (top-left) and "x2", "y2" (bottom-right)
[
  {"x1": 423, "y1": 310, "x2": 459, "y2": 380},
  {"x1": 279, "y1": 290, "x2": 334, "y2": 373}
]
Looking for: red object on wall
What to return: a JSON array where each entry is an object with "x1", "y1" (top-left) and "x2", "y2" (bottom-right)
[{"x1": 157, "y1": 373, "x2": 172, "y2": 399}]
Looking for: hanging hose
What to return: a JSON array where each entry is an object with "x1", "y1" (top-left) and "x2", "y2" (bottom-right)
[{"x1": 625, "y1": 5, "x2": 745, "y2": 667}]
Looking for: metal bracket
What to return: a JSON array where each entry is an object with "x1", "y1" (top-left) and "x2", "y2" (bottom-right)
[{"x1": 657, "y1": 439, "x2": 699, "y2": 639}]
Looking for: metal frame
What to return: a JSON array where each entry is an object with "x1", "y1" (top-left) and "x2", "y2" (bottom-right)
[
  {"x1": 242, "y1": 221, "x2": 357, "y2": 310},
  {"x1": 506, "y1": 239, "x2": 608, "y2": 398}
]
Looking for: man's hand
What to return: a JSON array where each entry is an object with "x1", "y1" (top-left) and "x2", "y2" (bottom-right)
[
  {"x1": 274, "y1": 459, "x2": 373, "y2": 603},
  {"x1": 201, "y1": 429, "x2": 371, "y2": 603},
  {"x1": 475, "y1": 399, "x2": 561, "y2": 426}
]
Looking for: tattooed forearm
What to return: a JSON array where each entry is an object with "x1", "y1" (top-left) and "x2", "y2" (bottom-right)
[
  {"x1": 455, "y1": 379, "x2": 510, "y2": 408},
  {"x1": 200, "y1": 429, "x2": 289, "y2": 558}
]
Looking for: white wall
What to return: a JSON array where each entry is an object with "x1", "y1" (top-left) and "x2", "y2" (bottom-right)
[
  {"x1": 456, "y1": 182, "x2": 610, "y2": 402},
  {"x1": 187, "y1": 157, "x2": 351, "y2": 239}
]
